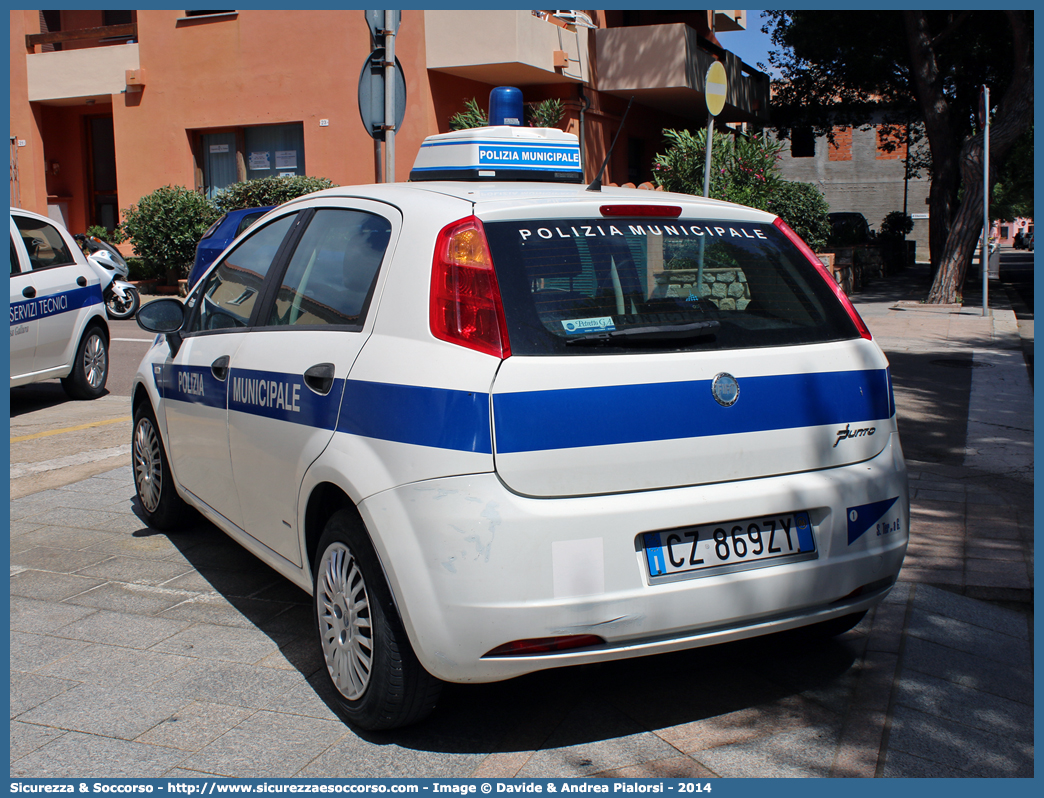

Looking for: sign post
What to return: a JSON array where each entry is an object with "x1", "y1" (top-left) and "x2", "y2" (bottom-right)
[
  {"x1": 702, "y1": 60, "x2": 727, "y2": 198},
  {"x1": 980, "y1": 84, "x2": 990, "y2": 316},
  {"x1": 362, "y1": 11, "x2": 404, "y2": 183},
  {"x1": 697, "y1": 60, "x2": 728, "y2": 295}
]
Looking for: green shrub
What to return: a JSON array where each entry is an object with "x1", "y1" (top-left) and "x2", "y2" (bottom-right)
[
  {"x1": 653, "y1": 129, "x2": 830, "y2": 250},
  {"x1": 653, "y1": 129, "x2": 785, "y2": 208},
  {"x1": 766, "y1": 181, "x2": 831, "y2": 251},
  {"x1": 213, "y1": 175, "x2": 337, "y2": 213},
  {"x1": 449, "y1": 98, "x2": 489, "y2": 131},
  {"x1": 86, "y1": 224, "x2": 125, "y2": 244},
  {"x1": 121, "y1": 186, "x2": 221, "y2": 280},
  {"x1": 125, "y1": 257, "x2": 164, "y2": 282},
  {"x1": 526, "y1": 98, "x2": 564, "y2": 129},
  {"x1": 879, "y1": 211, "x2": 914, "y2": 240}
]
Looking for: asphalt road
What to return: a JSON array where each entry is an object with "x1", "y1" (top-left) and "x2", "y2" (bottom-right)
[
  {"x1": 999, "y1": 249, "x2": 1034, "y2": 316},
  {"x1": 997, "y1": 249, "x2": 1034, "y2": 381}
]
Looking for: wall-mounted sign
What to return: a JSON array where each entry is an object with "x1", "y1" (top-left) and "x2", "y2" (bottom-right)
[
  {"x1": 209, "y1": 144, "x2": 230, "y2": 154},
  {"x1": 275, "y1": 151, "x2": 298, "y2": 169},
  {"x1": 248, "y1": 151, "x2": 271, "y2": 170}
]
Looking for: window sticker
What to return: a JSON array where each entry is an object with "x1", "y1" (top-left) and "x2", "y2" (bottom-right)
[
  {"x1": 562, "y1": 317, "x2": 616, "y2": 334},
  {"x1": 248, "y1": 151, "x2": 271, "y2": 170}
]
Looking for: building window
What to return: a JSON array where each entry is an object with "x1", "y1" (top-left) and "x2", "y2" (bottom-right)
[
  {"x1": 199, "y1": 122, "x2": 306, "y2": 198},
  {"x1": 790, "y1": 128, "x2": 815, "y2": 158}
]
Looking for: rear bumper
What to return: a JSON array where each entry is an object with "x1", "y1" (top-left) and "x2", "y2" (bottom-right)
[{"x1": 359, "y1": 433, "x2": 908, "y2": 683}]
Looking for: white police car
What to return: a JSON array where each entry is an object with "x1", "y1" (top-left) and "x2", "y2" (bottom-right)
[
  {"x1": 132, "y1": 119, "x2": 908, "y2": 730},
  {"x1": 10, "y1": 207, "x2": 109, "y2": 398}
]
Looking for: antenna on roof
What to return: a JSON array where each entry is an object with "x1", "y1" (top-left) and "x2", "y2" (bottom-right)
[{"x1": 586, "y1": 96, "x2": 633, "y2": 192}]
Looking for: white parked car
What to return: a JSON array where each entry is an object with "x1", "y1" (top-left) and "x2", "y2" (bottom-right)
[
  {"x1": 10, "y1": 207, "x2": 109, "y2": 398},
  {"x1": 132, "y1": 124, "x2": 909, "y2": 730}
]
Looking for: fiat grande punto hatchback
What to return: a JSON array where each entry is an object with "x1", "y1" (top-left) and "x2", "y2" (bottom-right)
[
  {"x1": 11, "y1": 207, "x2": 109, "y2": 398},
  {"x1": 132, "y1": 125, "x2": 908, "y2": 730}
]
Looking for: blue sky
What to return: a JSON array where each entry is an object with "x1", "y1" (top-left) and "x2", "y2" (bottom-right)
[{"x1": 715, "y1": 10, "x2": 780, "y2": 77}]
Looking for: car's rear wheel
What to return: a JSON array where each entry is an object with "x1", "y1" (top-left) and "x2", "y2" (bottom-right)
[
  {"x1": 61, "y1": 325, "x2": 108, "y2": 400},
  {"x1": 314, "y1": 510, "x2": 441, "y2": 730},
  {"x1": 132, "y1": 404, "x2": 189, "y2": 529}
]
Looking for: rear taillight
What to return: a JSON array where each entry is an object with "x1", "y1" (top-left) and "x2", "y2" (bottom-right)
[
  {"x1": 430, "y1": 216, "x2": 511, "y2": 359},
  {"x1": 773, "y1": 217, "x2": 873, "y2": 341}
]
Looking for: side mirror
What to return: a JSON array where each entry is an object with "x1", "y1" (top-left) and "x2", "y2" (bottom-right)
[{"x1": 136, "y1": 298, "x2": 186, "y2": 357}]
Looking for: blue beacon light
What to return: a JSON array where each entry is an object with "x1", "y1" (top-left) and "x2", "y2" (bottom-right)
[{"x1": 489, "y1": 86, "x2": 524, "y2": 126}]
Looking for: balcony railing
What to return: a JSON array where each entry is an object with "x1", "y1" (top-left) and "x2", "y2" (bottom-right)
[{"x1": 26, "y1": 23, "x2": 137, "y2": 52}]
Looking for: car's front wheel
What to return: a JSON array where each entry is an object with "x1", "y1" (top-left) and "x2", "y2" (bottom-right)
[
  {"x1": 61, "y1": 325, "x2": 108, "y2": 400},
  {"x1": 132, "y1": 403, "x2": 189, "y2": 529},
  {"x1": 314, "y1": 510, "x2": 441, "y2": 730}
]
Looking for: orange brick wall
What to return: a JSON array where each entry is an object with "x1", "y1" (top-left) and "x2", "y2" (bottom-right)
[
  {"x1": 828, "y1": 126, "x2": 852, "y2": 161},
  {"x1": 875, "y1": 125, "x2": 907, "y2": 160}
]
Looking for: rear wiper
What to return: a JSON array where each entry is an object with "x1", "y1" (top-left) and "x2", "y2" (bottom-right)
[{"x1": 564, "y1": 319, "x2": 720, "y2": 345}]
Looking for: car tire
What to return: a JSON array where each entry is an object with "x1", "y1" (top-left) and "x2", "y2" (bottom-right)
[
  {"x1": 132, "y1": 403, "x2": 190, "y2": 529},
  {"x1": 314, "y1": 509, "x2": 442, "y2": 730},
  {"x1": 60, "y1": 324, "x2": 108, "y2": 400}
]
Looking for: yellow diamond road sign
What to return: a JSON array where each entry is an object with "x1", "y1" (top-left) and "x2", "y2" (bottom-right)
[{"x1": 705, "y1": 61, "x2": 727, "y2": 117}]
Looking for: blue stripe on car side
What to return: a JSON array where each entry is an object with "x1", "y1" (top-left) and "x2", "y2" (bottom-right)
[
  {"x1": 228, "y1": 368, "x2": 343, "y2": 429},
  {"x1": 159, "y1": 367, "x2": 892, "y2": 456},
  {"x1": 157, "y1": 364, "x2": 227, "y2": 409},
  {"x1": 492, "y1": 369, "x2": 893, "y2": 454},
  {"x1": 9, "y1": 284, "x2": 103, "y2": 325},
  {"x1": 337, "y1": 379, "x2": 493, "y2": 454}
]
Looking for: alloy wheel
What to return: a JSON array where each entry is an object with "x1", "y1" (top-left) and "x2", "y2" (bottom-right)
[
  {"x1": 83, "y1": 332, "x2": 107, "y2": 389},
  {"x1": 317, "y1": 542, "x2": 374, "y2": 700},
  {"x1": 133, "y1": 416, "x2": 163, "y2": 513}
]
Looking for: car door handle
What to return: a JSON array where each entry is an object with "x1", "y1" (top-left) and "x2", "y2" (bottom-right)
[
  {"x1": 76, "y1": 276, "x2": 87, "y2": 287},
  {"x1": 211, "y1": 355, "x2": 230, "y2": 382},
  {"x1": 304, "y1": 363, "x2": 335, "y2": 395},
  {"x1": 22, "y1": 286, "x2": 36, "y2": 298}
]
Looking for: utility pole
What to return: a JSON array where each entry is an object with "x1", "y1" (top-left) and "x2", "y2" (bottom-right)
[
  {"x1": 384, "y1": 9, "x2": 396, "y2": 183},
  {"x1": 981, "y1": 84, "x2": 990, "y2": 317}
]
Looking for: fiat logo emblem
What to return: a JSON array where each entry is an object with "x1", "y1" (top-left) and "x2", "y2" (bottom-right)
[{"x1": 712, "y1": 373, "x2": 740, "y2": 407}]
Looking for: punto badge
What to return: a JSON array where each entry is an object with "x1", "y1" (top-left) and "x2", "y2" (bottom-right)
[{"x1": 712, "y1": 373, "x2": 740, "y2": 407}]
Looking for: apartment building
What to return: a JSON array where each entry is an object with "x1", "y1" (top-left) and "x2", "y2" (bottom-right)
[{"x1": 10, "y1": 9, "x2": 769, "y2": 235}]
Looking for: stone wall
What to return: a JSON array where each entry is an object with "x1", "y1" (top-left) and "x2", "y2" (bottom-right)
[{"x1": 654, "y1": 267, "x2": 751, "y2": 310}]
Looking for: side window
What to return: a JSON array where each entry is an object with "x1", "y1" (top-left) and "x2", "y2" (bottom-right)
[
  {"x1": 267, "y1": 209, "x2": 391, "y2": 328},
  {"x1": 13, "y1": 216, "x2": 76, "y2": 271},
  {"x1": 11, "y1": 236, "x2": 23, "y2": 275},
  {"x1": 185, "y1": 213, "x2": 297, "y2": 333}
]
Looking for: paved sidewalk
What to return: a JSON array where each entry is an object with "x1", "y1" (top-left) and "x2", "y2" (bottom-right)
[{"x1": 9, "y1": 265, "x2": 1033, "y2": 779}]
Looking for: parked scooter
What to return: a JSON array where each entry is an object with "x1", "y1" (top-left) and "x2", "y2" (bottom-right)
[{"x1": 75, "y1": 234, "x2": 141, "y2": 320}]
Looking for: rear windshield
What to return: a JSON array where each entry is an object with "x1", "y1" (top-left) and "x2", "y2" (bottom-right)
[{"x1": 484, "y1": 218, "x2": 859, "y2": 355}]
